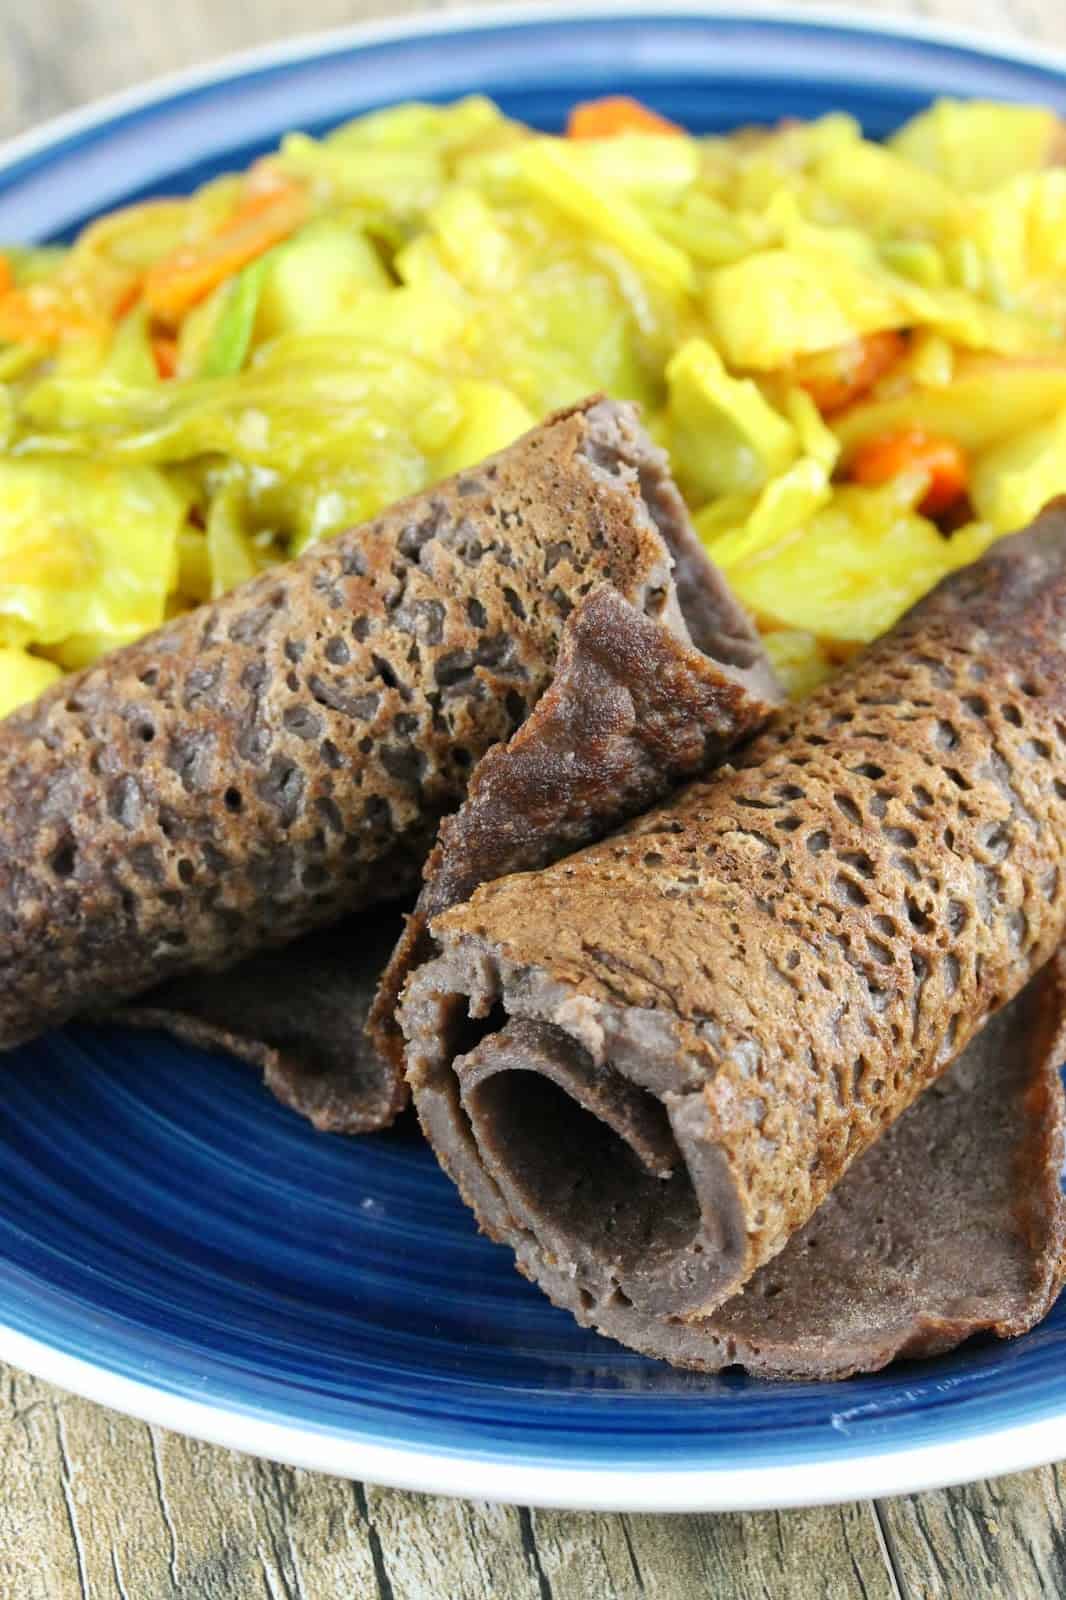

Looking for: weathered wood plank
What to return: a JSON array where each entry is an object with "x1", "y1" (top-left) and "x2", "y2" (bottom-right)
[
  {"x1": 0, "y1": 0, "x2": 439, "y2": 141},
  {"x1": 361, "y1": 1485, "x2": 537, "y2": 1599},
  {"x1": 0, "y1": 1370, "x2": 88, "y2": 1600},
  {"x1": 617, "y1": 1504, "x2": 897, "y2": 1600},
  {"x1": 876, "y1": 1467, "x2": 1066, "y2": 1600},
  {"x1": 367, "y1": 1497, "x2": 901, "y2": 1600}
]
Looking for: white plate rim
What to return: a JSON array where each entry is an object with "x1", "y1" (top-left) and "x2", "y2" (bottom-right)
[{"x1": 5, "y1": 1321, "x2": 1066, "y2": 1510}]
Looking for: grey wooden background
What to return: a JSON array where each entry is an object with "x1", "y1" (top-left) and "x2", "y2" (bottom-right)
[{"x1": 3, "y1": 2, "x2": 1065, "y2": 1595}]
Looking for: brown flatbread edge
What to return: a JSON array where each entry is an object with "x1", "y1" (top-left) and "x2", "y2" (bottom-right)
[
  {"x1": 517, "y1": 950, "x2": 1066, "y2": 1381},
  {"x1": 116, "y1": 910, "x2": 409, "y2": 1134},
  {"x1": 118, "y1": 580, "x2": 778, "y2": 1134},
  {"x1": 369, "y1": 582, "x2": 780, "y2": 1076}
]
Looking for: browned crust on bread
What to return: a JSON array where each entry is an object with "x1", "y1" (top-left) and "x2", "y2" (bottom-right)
[
  {"x1": 401, "y1": 501, "x2": 1066, "y2": 1352},
  {"x1": 368, "y1": 583, "x2": 779, "y2": 1074}
]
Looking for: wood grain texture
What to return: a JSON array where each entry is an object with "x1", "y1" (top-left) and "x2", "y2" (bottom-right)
[{"x1": 2, "y1": 0, "x2": 1065, "y2": 1595}]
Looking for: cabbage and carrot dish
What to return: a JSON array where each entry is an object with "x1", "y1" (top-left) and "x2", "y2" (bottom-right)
[{"x1": 2, "y1": 92, "x2": 1066, "y2": 711}]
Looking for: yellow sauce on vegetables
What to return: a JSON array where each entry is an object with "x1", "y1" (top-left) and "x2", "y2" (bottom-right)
[{"x1": 2, "y1": 93, "x2": 1065, "y2": 711}]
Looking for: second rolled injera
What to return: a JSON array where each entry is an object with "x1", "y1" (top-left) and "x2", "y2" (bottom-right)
[
  {"x1": 0, "y1": 397, "x2": 775, "y2": 1131},
  {"x1": 401, "y1": 503, "x2": 1066, "y2": 1369}
]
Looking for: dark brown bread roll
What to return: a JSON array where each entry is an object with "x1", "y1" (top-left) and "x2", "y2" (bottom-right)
[
  {"x1": 0, "y1": 398, "x2": 695, "y2": 1044},
  {"x1": 119, "y1": 580, "x2": 777, "y2": 1132},
  {"x1": 401, "y1": 503, "x2": 1066, "y2": 1365},
  {"x1": 0, "y1": 397, "x2": 775, "y2": 1131}
]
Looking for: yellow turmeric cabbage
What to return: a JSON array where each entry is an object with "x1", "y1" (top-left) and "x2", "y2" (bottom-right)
[
  {"x1": 834, "y1": 356, "x2": 1066, "y2": 460},
  {"x1": 705, "y1": 248, "x2": 905, "y2": 370},
  {"x1": 666, "y1": 339, "x2": 798, "y2": 499},
  {"x1": 0, "y1": 647, "x2": 60, "y2": 718},
  {"x1": 722, "y1": 481, "x2": 1001, "y2": 645},
  {"x1": 0, "y1": 458, "x2": 186, "y2": 655},
  {"x1": 889, "y1": 99, "x2": 1061, "y2": 192},
  {"x1": 761, "y1": 629, "x2": 834, "y2": 700},
  {"x1": 970, "y1": 406, "x2": 1066, "y2": 532},
  {"x1": 2, "y1": 92, "x2": 1066, "y2": 716}
]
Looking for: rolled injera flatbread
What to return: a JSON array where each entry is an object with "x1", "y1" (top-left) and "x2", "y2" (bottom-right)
[
  {"x1": 119, "y1": 579, "x2": 777, "y2": 1130},
  {"x1": 401, "y1": 501, "x2": 1066, "y2": 1368},
  {"x1": 368, "y1": 583, "x2": 779, "y2": 1078},
  {"x1": 0, "y1": 396, "x2": 775, "y2": 1130}
]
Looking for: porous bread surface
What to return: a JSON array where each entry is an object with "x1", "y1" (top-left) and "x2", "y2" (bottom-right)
[
  {"x1": 419, "y1": 585, "x2": 778, "y2": 917},
  {"x1": 125, "y1": 577, "x2": 775, "y2": 1133},
  {"x1": 688, "y1": 951, "x2": 1066, "y2": 1377},
  {"x1": 0, "y1": 398, "x2": 694, "y2": 1046},
  {"x1": 552, "y1": 950, "x2": 1066, "y2": 1378},
  {"x1": 424, "y1": 506, "x2": 1066, "y2": 1300},
  {"x1": 370, "y1": 583, "x2": 778, "y2": 1075}
]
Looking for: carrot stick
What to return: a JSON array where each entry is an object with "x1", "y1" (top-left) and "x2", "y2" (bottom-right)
[
  {"x1": 143, "y1": 181, "x2": 306, "y2": 323},
  {"x1": 111, "y1": 276, "x2": 144, "y2": 320},
  {"x1": 793, "y1": 330, "x2": 906, "y2": 416},
  {"x1": 151, "y1": 334, "x2": 179, "y2": 379}
]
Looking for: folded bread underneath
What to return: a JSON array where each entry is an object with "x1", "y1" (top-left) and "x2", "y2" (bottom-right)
[
  {"x1": 400, "y1": 504, "x2": 1066, "y2": 1367},
  {"x1": 115, "y1": 905, "x2": 408, "y2": 1134},
  {"x1": 0, "y1": 396, "x2": 774, "y2": 1129}
]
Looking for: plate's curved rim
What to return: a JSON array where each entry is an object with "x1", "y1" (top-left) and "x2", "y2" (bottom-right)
[
  {"x1": 5, "y1": 1320, "x2": 1066, "y2": 1511},
  {"x1": 3, "y1": 2, "x2": 1066, "y2": 1511},
  {"x1": 5, "y1": 0, "x2": 1066, "y2": 186}
]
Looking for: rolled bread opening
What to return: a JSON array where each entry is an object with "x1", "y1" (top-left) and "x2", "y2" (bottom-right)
[
  {"x1": 405, "y1": 955, "x2": 749, "y2": 1322},
  {"x1": 458, "y1": 1024, "x2": 701, "y2": 1291}
]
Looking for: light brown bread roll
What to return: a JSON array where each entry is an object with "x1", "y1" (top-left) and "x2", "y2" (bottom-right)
[{"x1": 401, "y1": 504, "x2": 1066, "y2": 1365}]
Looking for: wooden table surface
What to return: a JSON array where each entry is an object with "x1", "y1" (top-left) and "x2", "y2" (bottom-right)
[{"x1": 4, "y1": 0, "x2": 1066, "y2": 1595}]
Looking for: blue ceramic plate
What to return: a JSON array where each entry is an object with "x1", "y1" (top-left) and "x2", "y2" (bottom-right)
[{"x1": 3, "y1": 6, "x2": 1066, "y2": 1511}]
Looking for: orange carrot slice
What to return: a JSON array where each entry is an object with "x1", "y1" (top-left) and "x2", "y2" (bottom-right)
[
  {"x1": 111, "y1": 275, "x2": 144, "y2": 320},
  {"x1": 793, "y1": 331, "x2": 906, "y2": 417},
  {"x1": 567, "y1": 96, "x2": 683, "y2": 139},
  {"x1": 850, "y1": 427, "x2": 968, "y2": 517},
  {"x1": 151, "y1": 333, "x2": 179, "y2": 379},
  {"x1": 143, "y1": 181, "x2": 306, "y2": 323}
]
